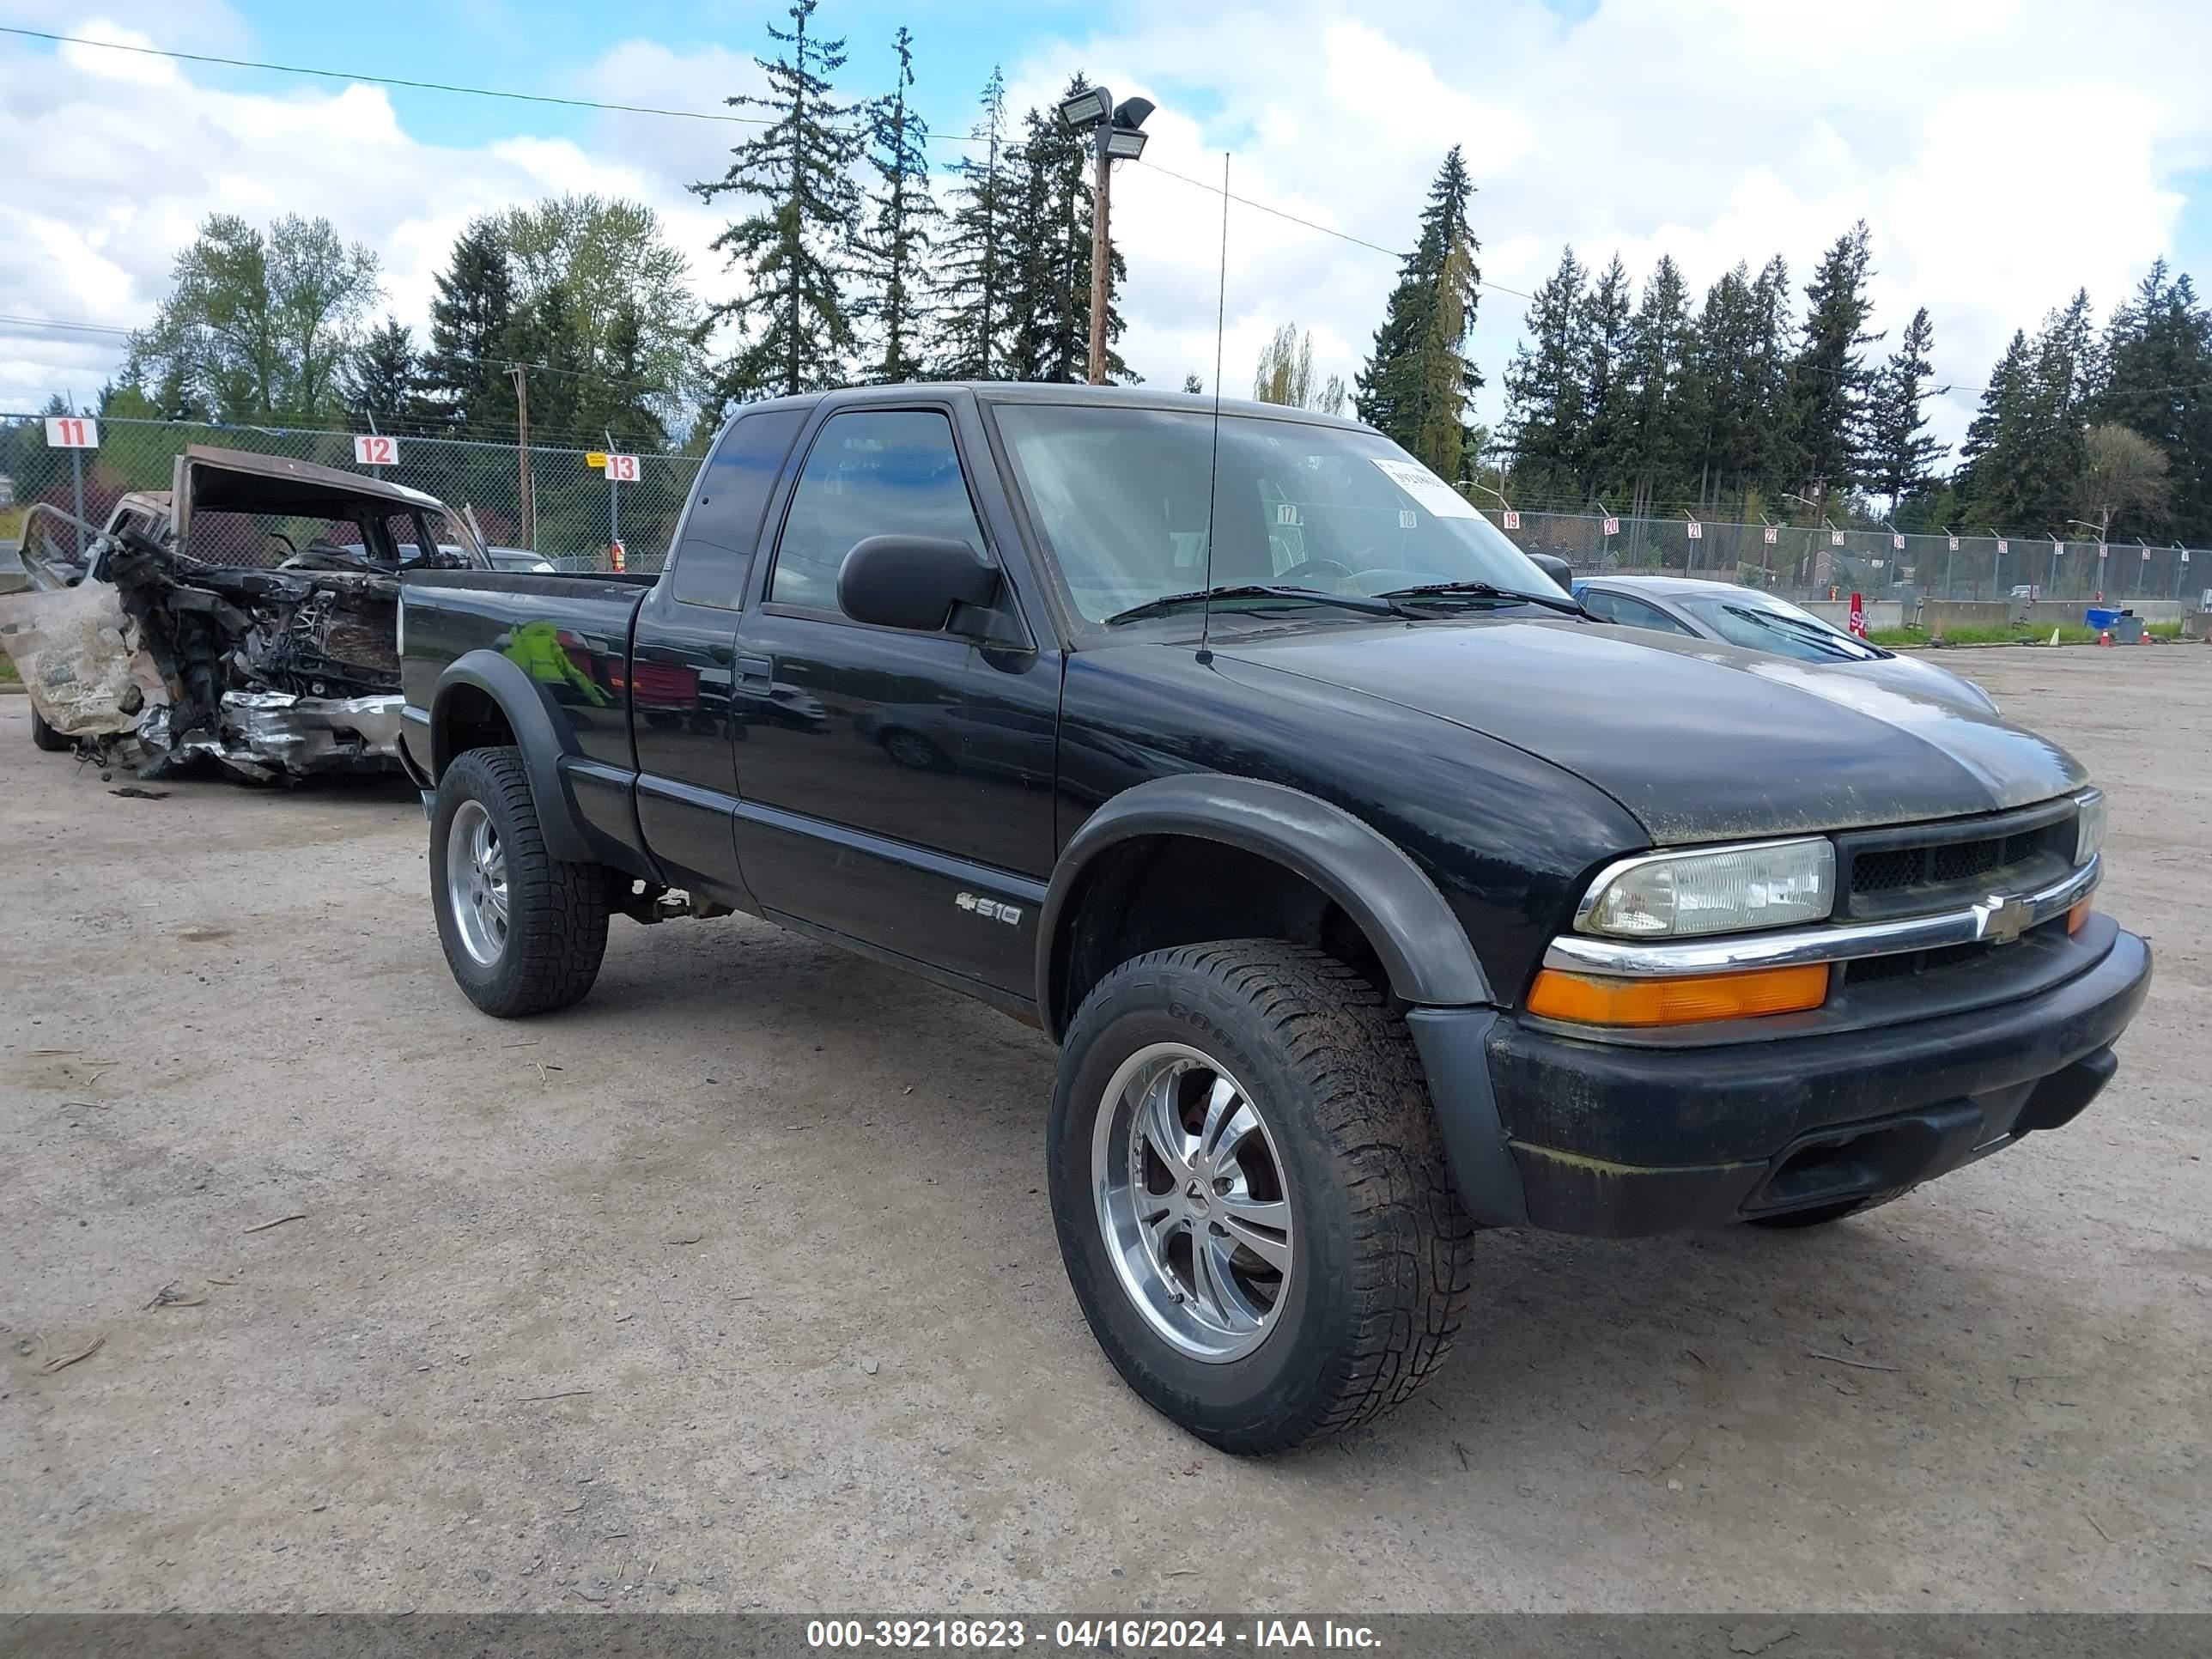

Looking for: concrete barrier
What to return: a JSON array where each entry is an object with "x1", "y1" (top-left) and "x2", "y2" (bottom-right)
[
  {"x1": 1910, "y1": 598, "x2": 2185, "y2": 631},
  {"x1": 1802, "y1": 599, "x2": 1903, "y2": 632}
]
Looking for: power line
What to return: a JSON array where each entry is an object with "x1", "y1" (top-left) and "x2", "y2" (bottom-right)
[
  {"x1": 1131, "y1": 158, "x2": 1535, "y2": 301},
  {"x1": 0, "y1": 25, "x2": 779, "y2": 128}
]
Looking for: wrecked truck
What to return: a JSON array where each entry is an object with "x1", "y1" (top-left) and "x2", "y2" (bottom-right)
[{"x1": 0, "y1": 446, "x2": 488, "y2": 782}]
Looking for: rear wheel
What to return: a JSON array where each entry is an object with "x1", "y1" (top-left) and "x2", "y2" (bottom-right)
[
  {"x1": 1048, "y1": 940, "x2": 1474, "y2": 1453},
  {"x1": 29, "y1": 704, "x2": 71, "y2": 752},
  {"x1": 429, "y1": 745, "x2": 610, "y2": 1017}
]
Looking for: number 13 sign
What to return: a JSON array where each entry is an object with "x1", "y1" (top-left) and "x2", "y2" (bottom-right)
[
  {"x1": 353, "y1": 434, "x2": 398, "y2": 466},
  {"x1": 605, "y1": 453, "x2": 641, "y2": 483}
]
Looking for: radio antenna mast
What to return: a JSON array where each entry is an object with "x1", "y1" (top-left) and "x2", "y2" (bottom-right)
[{"x1": 1198, "y1": 150, "x2": 1230, "y2": 661}]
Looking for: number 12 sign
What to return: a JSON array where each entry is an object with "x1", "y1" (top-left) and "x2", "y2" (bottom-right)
[
  {"x1": 354, "y1": 434, "x2": 398, "y2": 466},
  {"x1": 45, "y1": 416, "x2": 99, "y2": 448}
]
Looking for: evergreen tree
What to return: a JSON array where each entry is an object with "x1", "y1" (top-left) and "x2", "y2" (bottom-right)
[
  {"x1": 850, "y1": 27, "x2": 939, "y2": 384},
  {"x1": 420, "y1": 217, "x2": 520, "y2": 433},
  {"x1": 1354, "y1": 147, "x2": 1482, "y2": 479},
  {"x1": 343, "y1": 319, "x2": 420, "y2": 434},
  {"x1": 1501, "y1": 245, "x2": 1588, "y2": 501},
  {"x1": 1791, "y1": 221, "x2": 1881, "y2": 503},
  {"x1": 1689, "y1": 263, "x2": 1760, "y2": 507},
  {"x1": 934, "y1": 68, "x2": 1013, "y2": 380},
  {"x1": 1576, "y1": 253, "x2": 1636, "y2": 502},
  {"x1": 2009, "y1": 288, "x2": 2099, "y2": 532},
  {"x1": 693, "y1": 0, "x2": 862, "y2": 404},
  {"x1": 1747, "y1": 256, "x2": 1799, "y2": 490},
  {"x1": 1956, "y1": 327, "x2": 2031, "y2": 520},
  {"x1": 1865, "y1": 306, "x2": 1946, "y2": 507},
  {"x1": 2094, "y1": 260, "x2": 2212, "y2": 539},
  {"x1": 1614, "y1": 255, "x2": 1699, "y2": 517}
]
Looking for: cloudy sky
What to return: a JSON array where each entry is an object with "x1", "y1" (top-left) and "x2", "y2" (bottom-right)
[{"x1": 4, "y1": 0, "x2": 2211, "y2": 453}]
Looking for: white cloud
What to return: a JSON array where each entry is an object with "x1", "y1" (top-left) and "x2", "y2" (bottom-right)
[{"x1": 3, "y1": 0, "x2": 2211, "y2": 459}]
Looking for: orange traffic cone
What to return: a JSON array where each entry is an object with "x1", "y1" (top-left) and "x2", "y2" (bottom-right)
[{"x1": 2099, "y1": 629, "x2": 2112, "y2": 647}]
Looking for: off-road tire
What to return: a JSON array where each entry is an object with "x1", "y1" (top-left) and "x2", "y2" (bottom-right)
[
  {"x1": 29, "y1": 704, "x2": 71, "y2": 752},
  {"x1": 429, "y1": 745, "x2": 611, "y2": 1018},
  {"x1": 1048, "y1": 940, "x2": 1476, "y2": 1453}
]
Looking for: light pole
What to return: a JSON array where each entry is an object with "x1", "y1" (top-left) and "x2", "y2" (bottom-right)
[
  {"x1": 1057, "y1": 84, "x2": 1154, "y2": 386},
  {"x1": 1784, "y1": 492, "x2": 1826, "y2": 591}
]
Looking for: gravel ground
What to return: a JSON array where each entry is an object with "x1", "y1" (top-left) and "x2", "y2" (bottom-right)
[{"x1": 1, "y1": 647, "x2": 2207, "y2": 1614}]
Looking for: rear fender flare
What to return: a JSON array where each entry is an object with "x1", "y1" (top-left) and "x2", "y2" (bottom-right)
[
  {"x1": 1036, "y1": 774, "x2": 1493, "y2": 1039},
  {"x1": 429, "y1": 650, "x2": 597, "y2": 865}
]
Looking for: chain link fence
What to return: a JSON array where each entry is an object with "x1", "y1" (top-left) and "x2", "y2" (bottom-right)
[
  {"x1": 1, "y1": 413, "x2": 702, "y2": 574},
  {"x1": 1488, "y1": 507, "x2": 2204, "y2": 611},
  {"x1": 6, "y1": 411, "x2": 2207, "y2": 609}
]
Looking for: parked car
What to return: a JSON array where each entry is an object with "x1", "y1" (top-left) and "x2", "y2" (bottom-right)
[
  {"x1": 0, "y1": 447, "x2": 488, "y2": 780},
  {"x1": 397, "y1": 385, "x2": 2148, "y2": 1453},
  {"x1": 485, "y1": 545, "x2": 557, "y2": 574},
  {"x1": 1574, "y1": 574, "x2": 2002, "y2": 714}
]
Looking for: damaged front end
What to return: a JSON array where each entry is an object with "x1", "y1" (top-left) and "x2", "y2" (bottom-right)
[
  {"x1": 0, "y1": 447, "x2": 486, "y2": 784},
  {"x1": 107, "y1": 533, "x2": 416, "y2": 783}
]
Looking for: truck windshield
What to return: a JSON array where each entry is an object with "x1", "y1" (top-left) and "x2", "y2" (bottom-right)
[{"x1": 993, "y1": 404, "x2": 1556, "y2": 624}]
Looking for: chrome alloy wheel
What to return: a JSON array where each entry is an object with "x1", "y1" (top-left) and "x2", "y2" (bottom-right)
[
  {"x1": 446, "y1": 799, "x2": 509, "y2": 967},
  {"x1": 1092, "y1": 1042, "x2": 1295, "y2": 1362}
]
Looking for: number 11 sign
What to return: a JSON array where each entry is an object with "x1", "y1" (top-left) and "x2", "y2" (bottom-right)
[{"x1": 45, "y1": 416, "x2": 98, "y2": 448}]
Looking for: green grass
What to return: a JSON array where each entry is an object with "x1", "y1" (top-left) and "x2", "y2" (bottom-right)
[
  {"x1": 1869, "y1": 621, "x2": 2191, "y2": 647},
  {"x1": 0, "y1": 654, "x2": 18, "y2": 684}
]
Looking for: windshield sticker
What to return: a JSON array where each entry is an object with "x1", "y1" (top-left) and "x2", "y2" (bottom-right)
[{"x1": 1369, "y1": 458, "x2": 1478, "y2": 520}]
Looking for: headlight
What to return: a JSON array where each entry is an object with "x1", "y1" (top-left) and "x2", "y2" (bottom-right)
[
  {"x1": 1577, "y1": 837, "x2": 1836, "y2": 939},
  {"x1": 2073, "y1": 790, "x2": 2106, "y2": 866}
]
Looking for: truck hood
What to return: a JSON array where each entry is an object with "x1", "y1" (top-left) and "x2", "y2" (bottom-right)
[{"x1": 1211, "y1": 617, "x2": 2087, "y2": 842}]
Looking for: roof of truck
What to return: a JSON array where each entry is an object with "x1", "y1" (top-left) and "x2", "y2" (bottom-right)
[{"x1": 735, "y1": 381, "x2": 1375, "y2": 431}]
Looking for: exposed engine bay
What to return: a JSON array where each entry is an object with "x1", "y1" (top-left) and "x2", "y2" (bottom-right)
[{"x1": 0, "y1": 445, "x2": 485, "y2": 783}]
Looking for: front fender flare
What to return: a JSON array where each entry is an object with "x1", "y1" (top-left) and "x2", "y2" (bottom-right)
[
  {"x1": 429, "y1": 651, "x2": 602, "y2": 866},
  {"x1": 1036, "y1": 774, "x2": 1493, "y2": 1039}
]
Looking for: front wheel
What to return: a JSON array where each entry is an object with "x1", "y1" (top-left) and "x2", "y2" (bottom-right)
[
  {"x1": 428, "y1": 745, "x2": 611, "y2": 1017},
  {"x1": 1048, "y1": 940, "x2": 1475, "y2": 1453}
]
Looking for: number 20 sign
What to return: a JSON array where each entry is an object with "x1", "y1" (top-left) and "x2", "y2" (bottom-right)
[{"x1": 353, "y1": 434, "x2": 398, "y2": 466}]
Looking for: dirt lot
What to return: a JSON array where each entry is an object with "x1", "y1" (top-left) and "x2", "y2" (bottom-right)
[{"x1": 2, "y1": 647, "x2": 2207, "y2": 1615}]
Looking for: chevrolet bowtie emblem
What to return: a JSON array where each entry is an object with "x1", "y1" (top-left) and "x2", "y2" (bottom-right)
[{"x1": 1975, "y1": 894, "x2": 2033, "y2": 945}]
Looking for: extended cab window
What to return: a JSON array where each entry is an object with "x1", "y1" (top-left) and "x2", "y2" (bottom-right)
[
  {"x1": 672, "y1": 406, "x2": 805, "y2": 607},
  {"x1": 769, "y1": 410, "x2": 985, "y2": 616}
]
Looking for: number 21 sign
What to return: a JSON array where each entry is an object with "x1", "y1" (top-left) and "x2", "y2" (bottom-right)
[{"x1": 354, "y1": 434, "x2": 398, "y2": 466}]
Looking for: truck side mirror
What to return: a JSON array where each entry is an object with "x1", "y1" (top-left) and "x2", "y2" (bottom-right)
[
  {"x1": 1528, "y1": 553, "x2": 1574, "y2": 593},
  {"x1": 838, "y1": 535, "x2": 1003, "y2": 634}
]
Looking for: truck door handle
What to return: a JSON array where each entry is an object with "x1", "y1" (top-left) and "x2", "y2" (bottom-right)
[{"x1": 736, "y1": 654, "x2": 773, "y2": 683}]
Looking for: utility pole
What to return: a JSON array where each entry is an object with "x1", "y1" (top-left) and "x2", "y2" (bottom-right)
[
  {"x1": 1088, "y1": 137, "x2": 1112, "y2": 386},
  {"x1": 1057, "y1": 85, "x2": 1153, "y2": 387},
  {"x1": 509, "y1": 363, "x2": 533, "y2": 550}
]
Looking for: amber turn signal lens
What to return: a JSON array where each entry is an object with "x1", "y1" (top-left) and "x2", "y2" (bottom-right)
[
  {"x1": 2066, "y1": 900, "x2": 2091, "y2": 934},
  {"x1": 1527, "y1": 963, "x2": 1831, "y2": 1026}
]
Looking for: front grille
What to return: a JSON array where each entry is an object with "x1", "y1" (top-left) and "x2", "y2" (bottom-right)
[
  {"x1": 1835, "y1": 799, "x2": 2079, "y2": 922},
  {"x1": 1840, "y1": 938, "x2": 2014, "y2": 987}
]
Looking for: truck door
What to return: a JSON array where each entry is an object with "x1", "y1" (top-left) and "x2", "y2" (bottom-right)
[
  {"x1": 729, "y1": 401, "x2": 1060, "y2": 1001},
  {"x1": 629, "y1": 405, "x2": 806, "y2": 906}
]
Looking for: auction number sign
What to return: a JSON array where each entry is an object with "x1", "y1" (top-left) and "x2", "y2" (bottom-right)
[
  {"x1": 354, "y1": 434, "x2": 398, "y2": 466},
  {"x1": 605, "y1": 453, "x2": 641, "y2": 483},
  {"x1": 45, "y1": 416, "x2": 99, "y2": 448}
]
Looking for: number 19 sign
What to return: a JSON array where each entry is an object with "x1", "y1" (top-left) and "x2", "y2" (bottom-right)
[{"x1": 45, "y1": 416, "x2": 99, "y2": 448}]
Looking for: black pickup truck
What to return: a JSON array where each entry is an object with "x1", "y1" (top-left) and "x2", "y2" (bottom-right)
[{"x1": 398, "y1": 385, "x2": 2150, "y2": 1452}]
